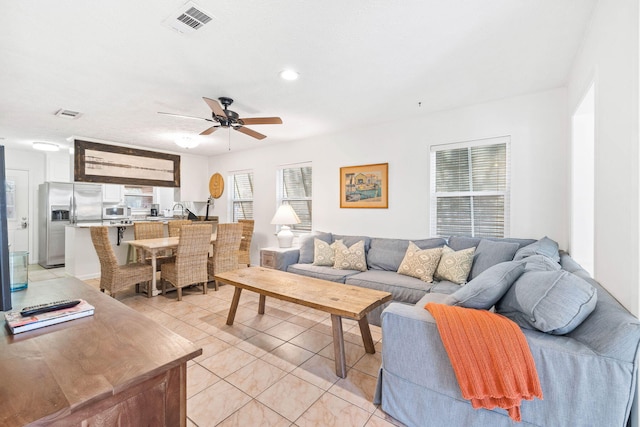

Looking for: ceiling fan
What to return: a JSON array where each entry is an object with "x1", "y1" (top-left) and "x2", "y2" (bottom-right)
[{"x1": 158, "y1": 97, "x2": 282, "y2": 140}]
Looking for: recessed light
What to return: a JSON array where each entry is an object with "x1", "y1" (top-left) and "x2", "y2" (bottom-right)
[
  {"x1": 279, "y1": 69, "x2": 299, "y2": 81},
  {"x1": 33, "y1": 142, "x2": 60, "y2": 152}
]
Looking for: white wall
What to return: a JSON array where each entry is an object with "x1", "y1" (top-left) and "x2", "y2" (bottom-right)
[
  {"x1": 209, "y1": 88, "x2": 570, "y2": 266},
  {"x1": 4, "y1": 147, "x2": 46, "y2": 263},
  {"x1": 568, "y1": 0, "x2": 639, "y2": 316}
]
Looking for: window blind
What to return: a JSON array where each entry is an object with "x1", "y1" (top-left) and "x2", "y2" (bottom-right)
[
  {"x1": 278, "y1": 164, "x2": 312, "y2": 232},
  {"x1": 430, "y1": 137, "x2": 510, "y2": 238},
  {"x1": 230, "y1": 171, "x2": 254, "y2": 221}
]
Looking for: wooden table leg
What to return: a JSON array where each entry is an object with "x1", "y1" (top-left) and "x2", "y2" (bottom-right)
[
  {"x1": 226, "y1": 287, "x2": 243, "y2": 325},
  {"x1": 358, "y1": 317, "x2": 376, "y2": 354},
  {"x1": 258, "y1": 294, "x2": 266, "y2": 315},
  {"x1": 149, "y1": 252, "x2": 158, "y2": 298},
  {"x1": 331, "y1": 314, "x2": 347, "y2": 378}
]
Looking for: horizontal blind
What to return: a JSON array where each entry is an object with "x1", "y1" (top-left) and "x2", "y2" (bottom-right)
[
  {"x1": 230, "y1": 171, "x2": 254, "y2": 221},
  {"x1": 431, "y1": 137, "x2": 510, "y2": 238},
  {"x1": 279, "y1": 165, "x2": 312, "y2": 232}
]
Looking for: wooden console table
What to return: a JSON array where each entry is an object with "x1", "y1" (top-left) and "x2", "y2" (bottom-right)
[{"x1": 0, "y1": 278, "x2": 202, "y2": 426}]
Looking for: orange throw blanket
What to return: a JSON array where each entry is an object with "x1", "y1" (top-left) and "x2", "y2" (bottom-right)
[{"x1": 425, "y1": 302, "x2": 543, "y2": 422}]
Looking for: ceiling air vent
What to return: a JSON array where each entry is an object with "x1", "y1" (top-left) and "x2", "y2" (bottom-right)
[
  {"x1": 163, "y1": 2, "x2": 213, "y2": 34},
  {"x1": 55, "y1": 109, "x2": 81, "y2": 119}
]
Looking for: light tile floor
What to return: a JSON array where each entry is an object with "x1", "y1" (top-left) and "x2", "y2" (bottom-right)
[{"x1": 27, "y1": 264, "x2": 407, "y2": 427}]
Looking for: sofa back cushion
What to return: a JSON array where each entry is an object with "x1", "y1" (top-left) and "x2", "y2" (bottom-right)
[
  {"x1": 468, "y1": 239, "x2": 520, "y2": 280},
  {"x1": 496, "y1": 270, "x2": 597, "y2": 335},
  {"x1": 513, "y1": 236, "x2": 560, "y2": 263},
  {"x1": 367, "y1": 237, "x2": 446, "y2": 271},
  {"x1": 448, "y1": 236, "x2": 537, "y2": 251},
  {"x1": 299, "y1": 231, "x2": 332, "y2": 264},
  {"x1": 444, "y1": 260, "x2": 525, "y2": 309}
]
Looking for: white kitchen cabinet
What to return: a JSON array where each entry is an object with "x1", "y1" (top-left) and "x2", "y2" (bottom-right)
[{"x1": 102, "y1": 184, "x2": 123, "y2": 203}]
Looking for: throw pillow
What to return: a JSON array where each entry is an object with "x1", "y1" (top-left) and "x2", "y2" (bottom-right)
[
  {"x1": 495, "y1": 270, "x2": 597, "y2": 335},
  {"x1": 443, "y1": 261, "x2": 525, "y2": 309},
  {"x1": 397, "y1": 242, "x2": 443, "y2": 282},
  {"x1": 468, "y1": 239, "x2": 520, "y2": 280},
  {"x1": 333, "y1": 240, "x2": 367, "y2": 271},
  {"x1": 434, "y1": 246, "x2": 475, "y2": 285},
  {"x1": 513, "y1": 236, "x2": 560, "y2": 263},
  {"x1": 298, "y1": 231, "x2": 332, "y2": 264},
  {"x1": 312, "y1": 238, "x2": 335, "y2": 266}
]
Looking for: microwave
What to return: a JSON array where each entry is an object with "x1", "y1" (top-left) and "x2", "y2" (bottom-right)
[{"x1": 103, "y1": 205, "x2": 130, "y2": 220}]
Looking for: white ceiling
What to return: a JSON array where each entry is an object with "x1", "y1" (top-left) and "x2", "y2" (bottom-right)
[{"x1": 0, "y1": 0, "x2": 596, "y2": 156}]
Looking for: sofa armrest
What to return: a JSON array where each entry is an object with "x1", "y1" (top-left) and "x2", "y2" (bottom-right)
[{"x1": 260, "y1": 247, "x2": 300, "y2": 271}]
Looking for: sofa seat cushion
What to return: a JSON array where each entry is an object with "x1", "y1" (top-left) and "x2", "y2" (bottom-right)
[
  {"x1": 286, "y1": 263, "x2": 358, "y2": 283},
  {"x1": 367, "y1": 237, "x2": 446, "y2": 271},
  {"x1": 429, "y1": 280, "x2": 461, "y2": 295},
  {"x1": 345, "y1": 270, "x2": 431, "y2": 304}
]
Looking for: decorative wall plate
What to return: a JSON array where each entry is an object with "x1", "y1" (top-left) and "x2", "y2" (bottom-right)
[{"x1": 209, "y1": 173, "x2": 224, "y2": 199}]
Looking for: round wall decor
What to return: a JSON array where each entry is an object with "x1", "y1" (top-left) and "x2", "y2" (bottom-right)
[{"x1": 209, "y1": 173, "x2": 224, "y2": 199}]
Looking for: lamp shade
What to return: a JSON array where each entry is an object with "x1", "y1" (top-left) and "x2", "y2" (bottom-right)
[
  {"x1": 270, "y1": 204, "x2": 301, "y2": 225},
  {"x1": 271, "y1": 204, "x2": 301, "y2": 248}
]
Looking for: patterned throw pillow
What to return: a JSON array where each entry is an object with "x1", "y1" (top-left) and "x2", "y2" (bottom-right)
[
  {"x1": 312, "y1": 238, "x2": 335, "y2": 266},
  {"x1": 435, "y1": 246, "x2": 476, "y2": 285},
  {"x1": 333, "y1": 240, "x2": 367, "y2": 271},
  {"x1": 397, "y1": 242, "x2": 443, "y2": 282}
]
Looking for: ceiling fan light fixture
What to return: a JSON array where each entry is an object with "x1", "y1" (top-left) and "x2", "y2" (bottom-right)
[
  {"x1": 175, "y1": 136, "x2": 199, "y2": 149},
  {"x1": 279, "y1": 69, "x2": 299, "y2": 81},
  {"x1": 33, "y1": 142, "x2": 60, "y2": 152}
]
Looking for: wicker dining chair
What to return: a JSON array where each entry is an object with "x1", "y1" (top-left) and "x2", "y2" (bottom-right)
[
  {"x1": 237, "y1": 219, "x2": 254, "y2": 267},
  {"x1": 90, "y1": 226, "x2": 154, "y2": 298},
  {"x1": 168, "y1": 219, "x2": 193, "y2": 237},
  {"x1": 160, "y1": 224, "x2": 213, "y2": 301},
  {"x1": 133, "y1": 221, "x2": 173, "y2": 269},
  {"x1": 207, "y1": 223, "x2": 243, "y2": 291}
]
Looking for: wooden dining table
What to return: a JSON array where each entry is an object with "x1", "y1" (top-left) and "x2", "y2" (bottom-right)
[{"x1": 126, "y1": 233, "x2": 219, "y2": 297}]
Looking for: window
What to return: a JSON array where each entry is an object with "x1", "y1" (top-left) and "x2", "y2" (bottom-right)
[
  {"x1": 277, "y1": 163, "x2": 312, "y2": 232},
  {"x1": 430, "y1": 137, "x2": 510, "y2": 238},
  {"x1": 229, "y1": 171, "x2": 254, "y2": 221}
]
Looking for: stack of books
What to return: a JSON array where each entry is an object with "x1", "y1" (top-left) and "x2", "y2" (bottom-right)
[{"x1": 5, "y1": 299, "x2": 95, "y2": 334}]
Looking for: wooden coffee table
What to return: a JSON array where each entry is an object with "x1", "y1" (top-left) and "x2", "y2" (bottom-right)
[{"x1": 214, "y1": 267, "x2": 392, "y2": 378}]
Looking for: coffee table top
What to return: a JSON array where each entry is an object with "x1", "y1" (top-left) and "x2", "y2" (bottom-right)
[{"x1": 214, "y1": 267, "x2": 392, "y2": 320}]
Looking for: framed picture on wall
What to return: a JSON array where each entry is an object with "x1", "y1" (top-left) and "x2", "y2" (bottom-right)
[{"x1": 340, "y1": 163, "x2": 388, "y2": 208}]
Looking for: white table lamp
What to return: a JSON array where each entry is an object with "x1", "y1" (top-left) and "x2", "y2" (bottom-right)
[{"x1": 271, "y1": 204, "x2": 301, "y2": 248}]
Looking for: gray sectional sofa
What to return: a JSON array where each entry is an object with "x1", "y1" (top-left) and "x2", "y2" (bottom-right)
[
  {"x1": 276, "y1": 232, "x2": 537, "y2": 326},
  {"x1": 275, "y1": 232, "x2": 640, "y2": 426}
]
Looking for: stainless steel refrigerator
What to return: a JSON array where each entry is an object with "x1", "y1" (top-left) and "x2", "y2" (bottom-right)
[{"x1": 38, "y1": 182, "x2": 103, "y2": 268}]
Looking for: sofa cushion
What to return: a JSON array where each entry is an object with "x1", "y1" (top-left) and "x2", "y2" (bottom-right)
[
  {"x1": 444, "y1": 261, "x2": 525, "y2": 309},
  {"x1": 333, "y1": 240, "x2": 367, "y2": 271},
  {"x1": 332, "y1": 234, "x2": 371, "y2": 253},
  {"x1": 468, "y1": 239, "x2": 520, "y2": 280},
  {"x1": 513, "y1": 236, "x2": 560, "y2": 263},
  {"x1": 346, "y1": 270, "x2": 430, "y2": 304},
  {"x1": 429, "y1": 280, "x2": 461, "y2": 295},
  {"x1": 397, "y1": 243, "x2": 443, "y2": 282},
  {"x1": 496, "y1": 270, "x2": 597, "y2": 335},
  {"x1": 312, "y1": 238, "x2": 335, "y2": 266},
  {"x1": 286, "y1": 263, "x2": 358, "y2": 283},
  {"x1": 448, "y1": 236, "x2": 538, "y2": 251},
  {"x1": 434, "y1": 246, "x2": 475, "y2": 284},
  {"x1": 367, "y1": 237, "x2": 446, "y2": 271},
  {"x1": 299, "y1": 231, "x2": 332, "y2": 264},
  {"x1": 521, "y1": 254, "x2": 561, "y2": 272}
]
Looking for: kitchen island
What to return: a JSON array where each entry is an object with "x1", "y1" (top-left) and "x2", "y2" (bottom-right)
[{"x1": 65, "y1": 222, "x2": 137, "y2": 280}]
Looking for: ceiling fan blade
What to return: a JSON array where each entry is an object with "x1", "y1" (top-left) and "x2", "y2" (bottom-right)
[
  {"x1": 235, "y1": 126, "x2": 267, "y2": 140},
  {"x1": 158, "y1": 112, "x2": 212, "y2": 122},
  {"x1": 200, "y1": 126, "x2": 219, "y2": 136},
  {"x1": 203, "y1": 97, "x2": 227, "y2": 117},
  {"x1": 240, "y1": 117, "x2": 283, "y2": 125}
]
